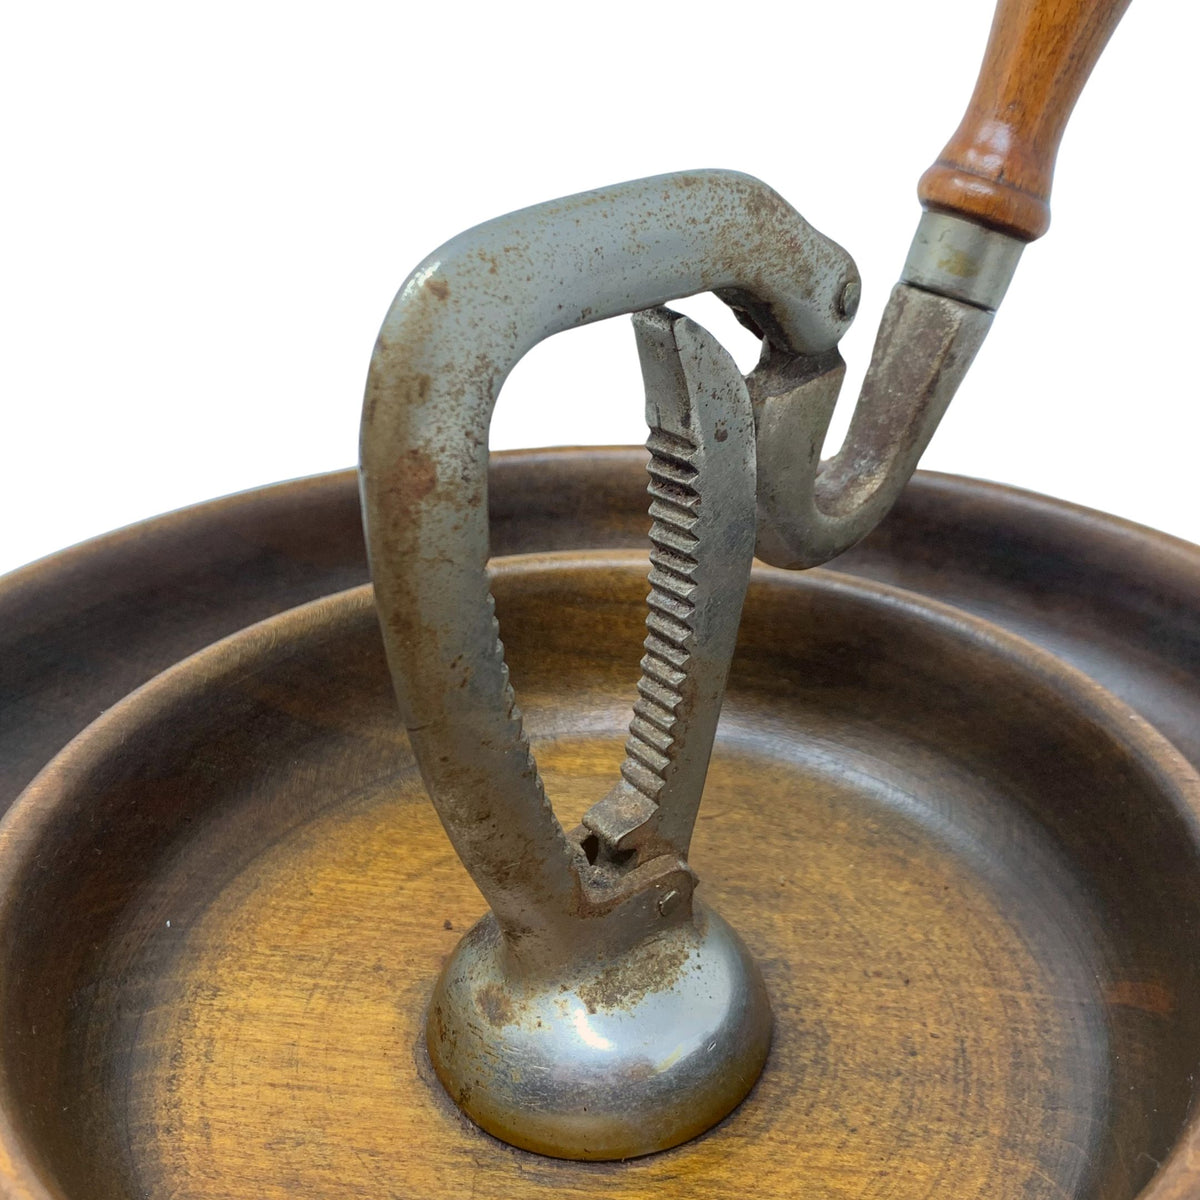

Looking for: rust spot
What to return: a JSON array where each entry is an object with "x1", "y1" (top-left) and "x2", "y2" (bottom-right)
[
  {"x1": 427, "y1": 278, "x2": 450, "y2": 301},
  {"x1": 1105, "y1": 980, "x2": 1175, "y2": 1016},
  {"x1": 429, "y1": 1003, "x2": 447, "y2": 1046},
  {"x1": 401, "y1": 448, "x2": 438, "y2": 501},
  {"x1": 387, "y1": 371, "x2": 431, "y2": 409},
  {"x1": 576, "y1": 933, "x2": 690, "y2": 1012},
  {"x1": 741, "y1": 184, "x2": 785, "y2": 226},
  {"x1": 477, "y1": 983, "x2": 515, "y2": 1027},
  {"x1": 934, "y1": 247, "x2": 978, "y2": 280}
]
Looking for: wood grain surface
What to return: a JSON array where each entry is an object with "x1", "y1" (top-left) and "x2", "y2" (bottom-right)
[
  {"x1": 3, "y1": 557, "x2": 1200, "y2": 1198},
  {"x1": 918, "y1": 0, "x2": 1132, "y2": 239},
  {"x1": 9, "y1": 457, "x2": 1200, "y2": 837}
]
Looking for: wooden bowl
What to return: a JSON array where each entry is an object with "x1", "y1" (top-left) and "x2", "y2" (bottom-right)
[
  {"x1": 2, "y1": 553, "x2": 1199, "y2": 1199},
  {"x1": 7, "y1": 453, "x2": 1200, "y2": 828}
]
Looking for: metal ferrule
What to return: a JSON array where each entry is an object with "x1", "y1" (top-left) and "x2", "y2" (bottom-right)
[{"x1": 901, "y1": 209, "x2": 1025, "y2": 311}]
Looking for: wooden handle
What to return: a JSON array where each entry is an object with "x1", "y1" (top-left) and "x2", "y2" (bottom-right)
[{"x1": 918, "y1": 0, "x2": 1131, "y2": 241}]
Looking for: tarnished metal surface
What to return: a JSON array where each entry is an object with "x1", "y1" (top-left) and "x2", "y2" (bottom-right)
[
  {"x1": 749, "y1": 211, "x2": 1022, "y2": 569},
  {"x1": 752, "y1": 283, "x2": 993, "y2": 568},
  {"x1": 902, "y1": 209, "x2": 1024, "y2": 309},
  {"x1": 427, "y1": 900, "x2": 771, "y2": 1161},
  {"x1": 419, "y1": 305, "x2": 770, "y2": 1158},
  {"x1": 360, "y1": 170, "x2": 857, "y2": 965},
  {"x1": 359, "y1": 169, "x2": 1020, "y2": 1160}
]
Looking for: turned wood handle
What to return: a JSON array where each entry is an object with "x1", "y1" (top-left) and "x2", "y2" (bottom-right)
[{"x1": 918, "y1": 0, "x2": 1131, "y2": 241}]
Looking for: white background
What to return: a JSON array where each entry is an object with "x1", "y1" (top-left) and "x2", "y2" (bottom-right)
[{"x1": 2, "y1": 1, "x2": 1197, "y2": 575}]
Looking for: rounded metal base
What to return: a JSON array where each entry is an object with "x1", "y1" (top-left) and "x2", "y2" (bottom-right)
[{"x1": 426, "y1": 901, "x2": 773, "y2": 1160}]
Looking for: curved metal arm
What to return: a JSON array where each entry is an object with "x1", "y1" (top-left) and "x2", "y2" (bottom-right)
[
  {"x1": 750, "y1": 207, "x2": 1021, "y2": 570},
  {"x1": 360, "y1": 170, "x2": 858, "y2": 955},
  {"x1": 751, "y1": 282, "x2": 993, "y2": 568}
]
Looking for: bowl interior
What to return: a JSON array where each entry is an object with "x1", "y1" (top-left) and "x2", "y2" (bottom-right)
[{"x1": 2, "y1": 555, "x2": 1199, "y2": 1200}]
